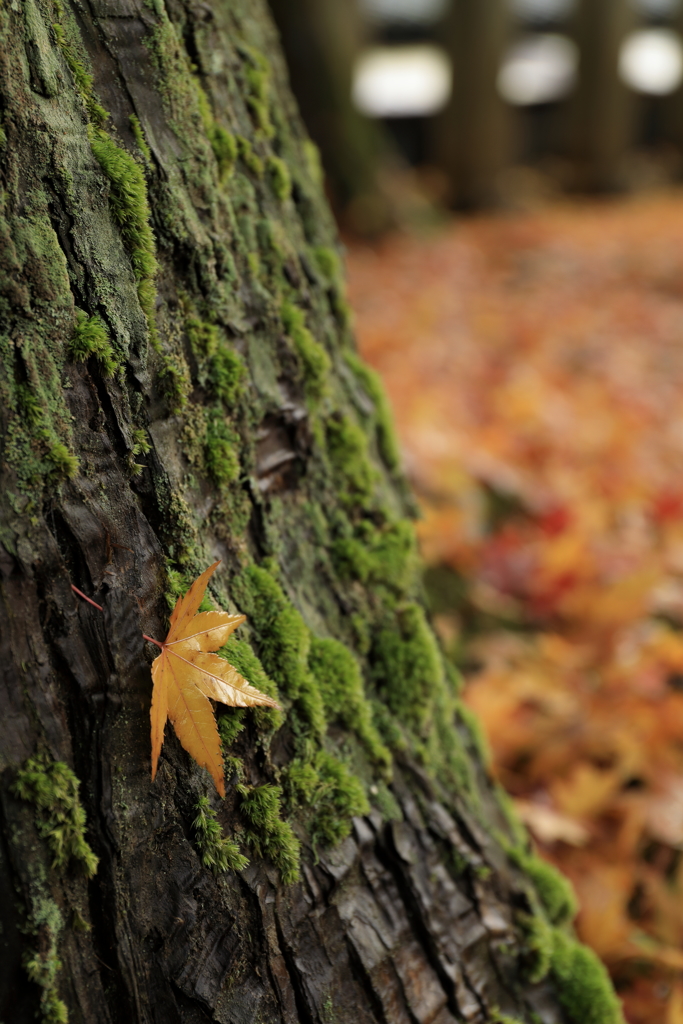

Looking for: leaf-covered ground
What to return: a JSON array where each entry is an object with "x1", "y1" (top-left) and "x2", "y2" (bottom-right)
[{"x1": 347, "y1": 194, "x2": 683, "y2": 1024}]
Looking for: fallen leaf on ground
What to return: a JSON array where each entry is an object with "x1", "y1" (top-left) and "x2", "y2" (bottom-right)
[
  {"x1": 146, "y1": 561, "x2": 279, "y2": 796},
  {"x1": 514, "y1": 799, "x2": 589, "y2": 846}
]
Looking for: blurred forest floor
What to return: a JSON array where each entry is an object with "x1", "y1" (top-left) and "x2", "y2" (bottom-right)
[{"x1": 346, "y1": 193, "x2": 683, "y2": 1024}]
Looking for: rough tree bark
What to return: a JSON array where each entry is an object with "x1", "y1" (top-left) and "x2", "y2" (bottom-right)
[{"x1": 0, "y1": 2, "x2": 623, "y2": 1024}]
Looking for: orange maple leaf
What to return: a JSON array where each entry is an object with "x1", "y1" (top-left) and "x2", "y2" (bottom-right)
[{"x1": 144, "y1": 561, "x2": 279, "y2": 796}]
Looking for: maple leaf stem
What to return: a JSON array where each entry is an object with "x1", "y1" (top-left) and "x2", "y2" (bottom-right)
[
  {"x1": 71, "y1": 584, "x2": 104, "y2": 612},
  {"x1": 143, "y1": 634, "x2": 164, "y2": 649}
]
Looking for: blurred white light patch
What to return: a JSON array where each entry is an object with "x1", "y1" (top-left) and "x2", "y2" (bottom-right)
[
  {"x1": 498, "y1": 34, "x2": 578, "y2": 105},
  {"x1": 632, "y1": 0, "x2": 682, "y2": 17},
  {"x1": 352, "y1": 46, "x2": 452, "y2": 118},
  {"x1": 619, "y1": 29, "x2": 683, "y2": 95},
  {"x1": 510, "y1": 0, "x2": 576, "y2": 22},
  {"x1": 359, "y1": 0, "x2": 448, "y2": 24}
]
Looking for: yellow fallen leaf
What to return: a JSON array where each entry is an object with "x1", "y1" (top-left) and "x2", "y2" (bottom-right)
[{"x1": 145, "y1": 561, "x2": 279, "y2": 796}]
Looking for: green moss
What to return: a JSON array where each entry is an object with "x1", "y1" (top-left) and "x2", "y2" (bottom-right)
[
  {"x1": 186, "y1": 316, "x2": 247, "y2": 408},
  {"x1": 192, "y1": 796, "x2": 248, "y2": 874},
  {"x1": 313, "y1": 246, "x2": 354, "y2": 336},
  {"x1": 293, "y1": 668, "x2": 328, "y2": 742},
  {"x1": 52, "y1": 20, "x2": 108, "y2": 126},
  {"x1": 267, "y1": 155, "x2": 291, "y2": 202},
  {"x1": 284, "y1": 760, "x2": 320, "y2": 805},
  {"x1": 235, "y1": 566, "x2": 305, "y2": 695},
  {"x1": 257, "y1": 217, "x2": 284, "y2": 264},
  {"x1": 164, "y1": 562, "x2": 214, "y2": 612},
  {"x1": 205, "y1": 410, "x2": 239, "y2": 489},
  {"x1": 165, "y1": 566, "x2": 186, "y2": 608},
  {"x1": 47, "y1": 443, "x2": 79, "y2": 480},
  {"x1": 210, "y1": 125, "x2": 237, "y2": 181},
  {"x1": 88, "y1": 127, "x2": 158, "y2": 347},
  {"x1": 70, "y1": 909, "x2": 91, "y2": 933},
  {"x1": 370, "y1": 699, "x2": 408, "y2": 752},
  {"x1": 309, "y1": 751, "x2": 369, "y2": 846},
  {"x1": 234, "y1": 566, "x2": 326, "y2": 739},
  {"x1": 307, "y1": 242, "x2": 354, "y2": 334},
  {"x1": 68, "y1": 311, "x2": 118, "y2": 375},
  {"x1": 129, "y1": 114, "x2": 152, "y2": 164},
  {"x1": 550, "y1": 929, "x2": 624, "y2": 1024},
  {"x1": 517, "y1": 911, "x2": 553, "y2": 984},
  {"x1": 495, "y1": 783, "x2": 530, "y2": 849},
  {"x1": 422, "y1": 685, "x2": 478, "y2": 797},
  {"x1": 331, "y1": 519, "x2": 415, "y2": 594},
  {"x1": 14, "y1": 383, "x2": 78, "y2": 486},
  {"x1": 195, "y1": 80, "x2": 237, "y2": 182},
  {"x1": 371, "y1": 603, "x2": 444, "y2": 735},
  {"x1": 25, "y1": 963, "x2": 68, "y2": 1023},
  {"x1": 13, "y1": 754, "x2": 99, "y2": 877},
  {"x1": 209, "y1": 346, "x2": 247, "y2": 407},
  {"x1": 223, "y1": 755, "x2": 245, "y2": 782},
  {"x1": 247, "y1": 251, "x2": 263, "y2": 281},
  {"x1": 284, "y1": 750, "x2": 369, "y2": 847},
  {"x1": 508, "y1": 847, "x2": 577, "y2": 926},
  {"x1": 308, "y1": 638, "x2": 391, "y2": 774},
  {"x1": 349, "y1": 612, "x2": 371, "y2": 657},
  {"x1": 303, "y1": 139, "x2": 324, "y2": 188},
  {"x1": 177, "y1": 403, "x2": 206, "y2": 468},
  {"x1": 237, "y1": 783, "x2": 300, "y2": 883},
  {"x1": 218, "y1": 710, "x2": 246, "y2": 747},
  {"x1": 236, "y1": 135, "x2": 264, "y2": 177},
  {"x1": 132, "y1": 428, "x2": 151, "y2": 456},
  {"x1": 158, "y1": 355, "x2": 189, "y2": 413},
  {"x1": 243, "y1": 56, "x2": 274, "y2": 137},
  {"x1": 329, "y1": 538, "x2": 371, "y2": 584},
  {"x1": 313, "y1": 245, "x2": 341, "y2": 283},
  {"x1": 186, "y1": 316, "x2": 217, "y2": 358},
  {"x1": 326, "y1": 414, "x2": 376, "y2": 504},
  {"x1": 245, "y1": 62, "x2": 269, "y2": 101},
  {"x1": 489, "y1": 1012, "x2": 524, "y2": 1024},
  {"x1": 24, "y1": 900, "x2": 68, "y2": 1024},
  {"x1": 220, "y1": 637, "x2": 284, "y2": 733},
  {"x1": 371, "y1": 781, "x2": 402, "y2": 822},
  {"x1": 344, "y1": 351, "x2": 401, "y2": 472},
  {"x1": 281, "y1": 300, "x2": 330, "y2": 401},
  {"x1": 18, "y1": 387, "x2": 46, "y2": 431}
]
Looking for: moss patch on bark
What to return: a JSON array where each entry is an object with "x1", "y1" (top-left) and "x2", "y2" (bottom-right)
[
  {"x1": 13, "y1": 755, "x2": 98, "y2": 878},
  {"x1": 192, "y1": 796, "x2": 248, "y2": 874}
]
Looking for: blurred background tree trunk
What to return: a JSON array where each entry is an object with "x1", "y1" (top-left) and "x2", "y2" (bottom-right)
[
  {"x1": 268, "y1": 0, "x2": 394, "y2": 232},
  {"x1": 432, "y1": 0, "x2": 512, "y2": 208},
  {"x1": 0, "y1": 0, "x2": 622, "y2": 1022},
  {"x1": 564, "y1": 0, "x2": 638, "y2": 190}
]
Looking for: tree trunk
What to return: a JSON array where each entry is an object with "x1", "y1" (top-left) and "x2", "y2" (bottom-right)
[
  {"x1": 563, "y1": 0, "x2": 638, "y2": 190},
  {"x1": 266, "y1": 0, "x2": 393, "y2": 233},
  {"x1": 432, "y1": 0, "x2": 512, "y2": 209},
  {"x1": 0, "y1": 2, "x2": 623, "y2": 1023}
]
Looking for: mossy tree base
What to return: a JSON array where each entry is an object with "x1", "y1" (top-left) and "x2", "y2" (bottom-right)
[{"x1": 0, "y1": 0, "x2": 622, "y2": 1022}]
